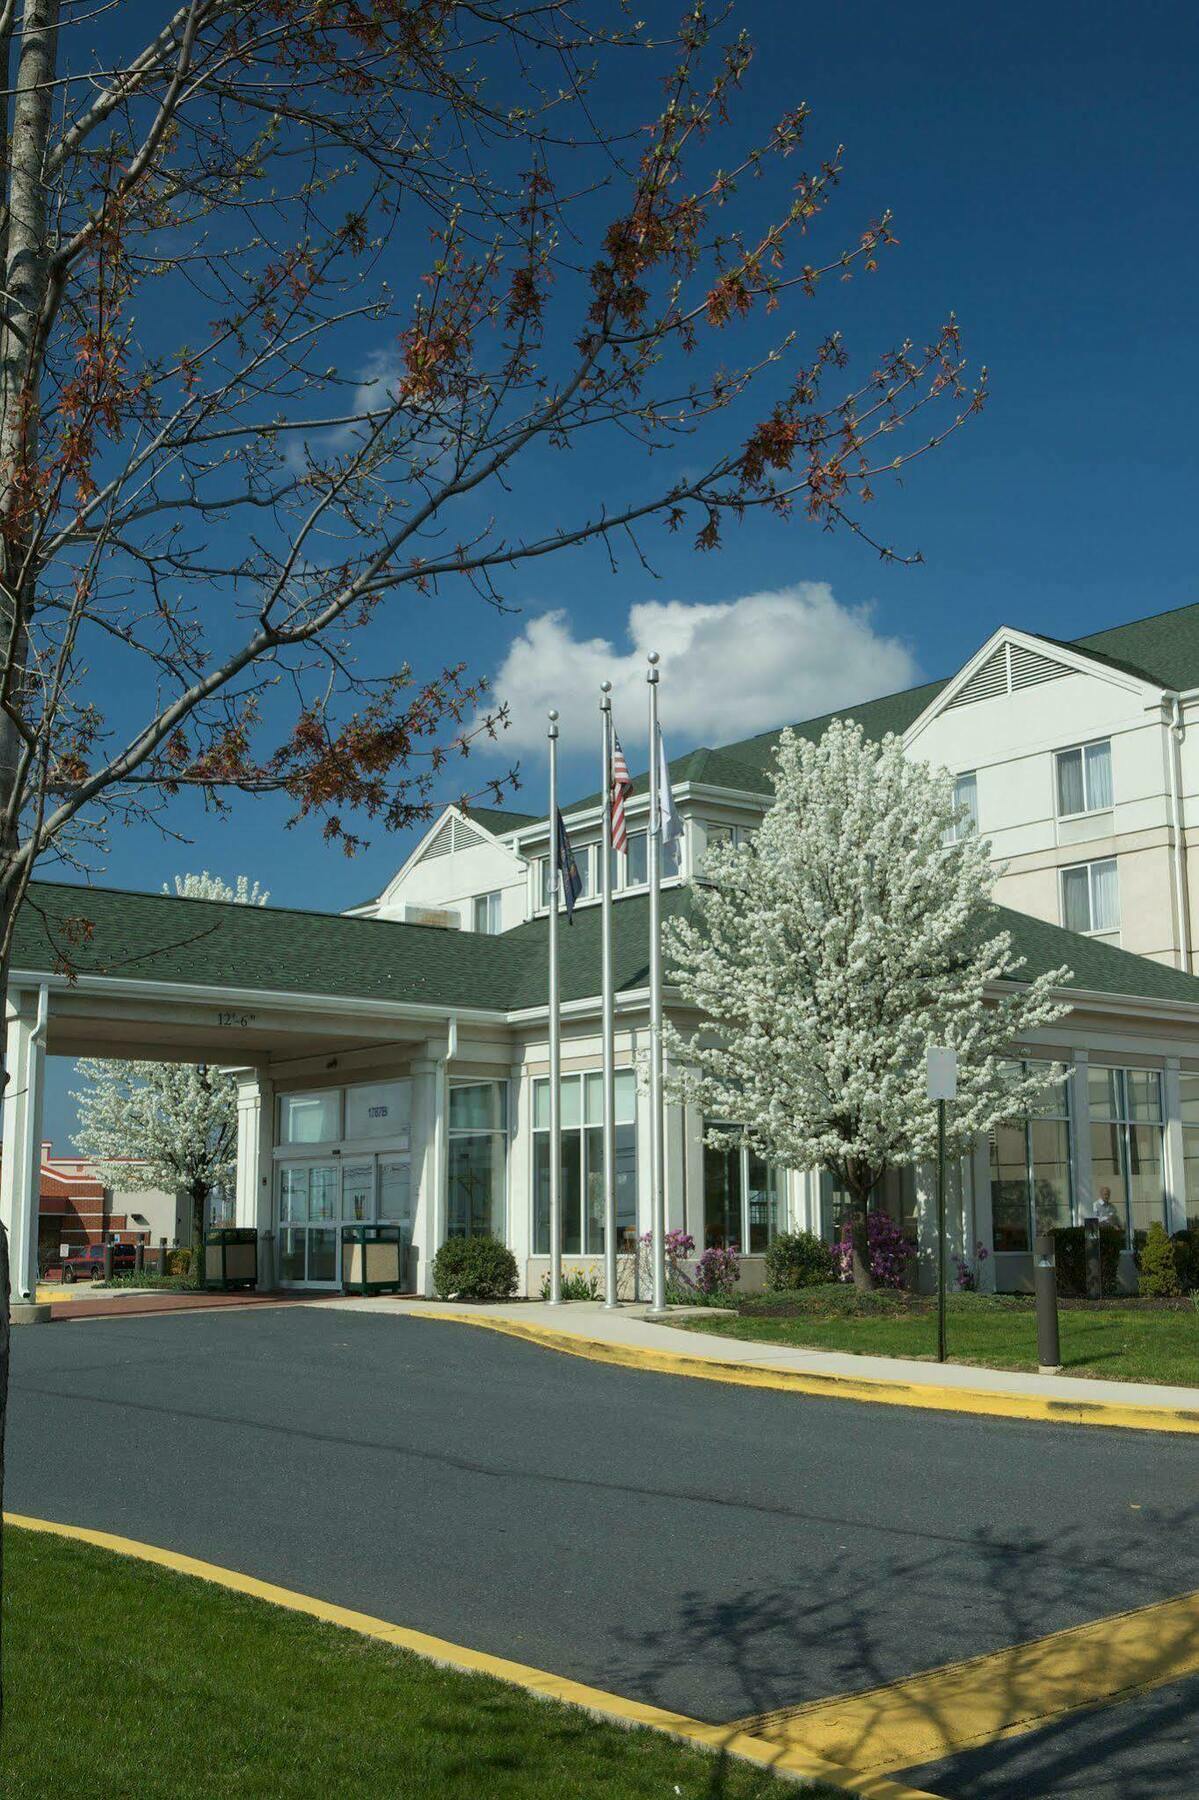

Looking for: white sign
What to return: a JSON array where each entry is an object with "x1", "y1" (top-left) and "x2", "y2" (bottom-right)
[{"x1": 926, "y1": 1046, "x2": 958, "y2": 1101}]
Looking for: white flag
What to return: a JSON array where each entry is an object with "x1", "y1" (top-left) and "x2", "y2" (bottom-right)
[{"x1": 657, "y1": 725, "x2": 682, "y2": 847}]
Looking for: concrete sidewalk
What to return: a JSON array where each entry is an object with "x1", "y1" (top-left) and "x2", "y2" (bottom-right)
[{"x1": 317, "y1": 1296, "x2": 1199, "y2": 1426}]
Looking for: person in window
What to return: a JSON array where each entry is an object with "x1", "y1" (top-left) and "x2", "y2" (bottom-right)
[{"x1": 1093, "y1": 1186, "x2": 1121, "y2": 1232}]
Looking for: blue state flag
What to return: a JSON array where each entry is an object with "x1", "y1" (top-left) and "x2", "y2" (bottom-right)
[{"x1": 556, "y1": 810, "x2": 583, "y2": 922}]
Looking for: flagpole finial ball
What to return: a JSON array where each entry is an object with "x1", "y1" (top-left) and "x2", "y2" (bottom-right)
[
  {"x1": 548, "y1": 708, "x2": 559, "y2": 722},
  {"x1": 600, "y1": 679, "x2": 611, "y2": 694},
  {"x1": 647, "y1": 651, "x2": 660, "y2": 666}
]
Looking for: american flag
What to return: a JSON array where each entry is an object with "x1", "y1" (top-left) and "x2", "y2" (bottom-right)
[{"x1": 610, "y1": 729, "x2": 632, "y2": 852}]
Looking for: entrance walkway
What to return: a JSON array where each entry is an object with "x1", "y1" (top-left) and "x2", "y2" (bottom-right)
[{"x1": 318, "y1": 1297, "x2": 1199, "y2": 1431}]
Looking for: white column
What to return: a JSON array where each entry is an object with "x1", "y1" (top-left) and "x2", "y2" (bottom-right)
[
  {"x1": 409, "y1": 1049, "x2": 444, "y2": 1296},
  {"x1": 1163, "y1": 1057, "x2": 1189, "y2": 1232},
  {"x1": 234, "y1": 1072, "x2": 274, "y2": 1232},
  {"x1": 1, "y1": 987, "x2": 48, "y2": 1301}
]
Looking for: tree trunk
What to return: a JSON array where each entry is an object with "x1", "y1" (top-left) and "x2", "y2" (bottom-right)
[
  {"x1": 847, "y1": 1202, "x2": 874, "y2": 1291},
  {"x1": 840, "y1": 1159, "x2": 877, "y2": 1292},
  {"x1": 190, "y1": 1184, "x2": 208, "y2": 1288},
  {"x1": 0, "y1": 931, "x2": 18, "y2": 1734}
]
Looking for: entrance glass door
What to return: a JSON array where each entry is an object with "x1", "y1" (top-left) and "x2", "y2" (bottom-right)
[{"x1": 278, "y1": 1163, "x2": 342, "y2": 1288}]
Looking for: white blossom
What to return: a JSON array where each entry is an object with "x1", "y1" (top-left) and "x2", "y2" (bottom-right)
[
  {"x1": 73, "y1": 872, "x2": 266, "y2": 1259},
  {"x1": 165, "y1": 871, "x2": 269, "y2": 907},
  {"x1": 665, "y1": 722, "x2": 1073, "y2": 1271}
]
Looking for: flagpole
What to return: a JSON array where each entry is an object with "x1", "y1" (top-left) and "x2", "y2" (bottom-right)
[
  {"x1": 600, "y1": 681, "x2": 618, "y2": 1309},
  {"x1": 547, "y1": 709, "x2": 562, "y2": 1307},
  {"x1": 647, "y1": 653, "x2": 666, "y2": 1313}
]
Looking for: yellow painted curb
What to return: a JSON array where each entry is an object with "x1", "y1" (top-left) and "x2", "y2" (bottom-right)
[
  {"x1": 3, "y1": 1512, "x2": 940, "y2": 1800},
  {"x1": 731, "y1": 1586, "x2": 1199, "y2": 1776},
  {"x1": 408, "y1": 1307, "x2": 1199, "y2": 1435}
]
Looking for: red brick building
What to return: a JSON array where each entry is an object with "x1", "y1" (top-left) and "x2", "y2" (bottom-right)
[{"x1": 31, "y1": 1143, "x2": 157, "y2": 1269}]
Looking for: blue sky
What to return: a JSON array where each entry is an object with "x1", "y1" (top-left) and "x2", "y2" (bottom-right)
[{"x1": 40, "y1": 1, "x2": 1199, "y2": 1142}]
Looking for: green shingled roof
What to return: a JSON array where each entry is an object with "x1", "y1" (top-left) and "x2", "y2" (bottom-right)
[
  {"x1": 463, "y1": 805, "x2": 539, "y2": 838},
  {"x1": 14, "y1": 878, "x2": 1199, "y2": 1015}
]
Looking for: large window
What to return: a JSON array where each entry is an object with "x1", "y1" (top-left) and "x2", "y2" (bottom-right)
[
  {"x1": 279, "y1": 1090, "x2": 341, "y2": 1145},
  {"x1": 1088, "y1": 1066, "x2": 1165, "y2": 1243},
  {"x1": 1056, "y1": 740, "x2": 1113, "y2": 817},
  {"x1": 947, "y1": 772, "x2": 978, "y2": 843},
  {"x1": 533, "y1": 1071, "x2": 637, "y2": 1254},
  {"x1": 820, "y1": 1167, "x2": 919, "y2": 1247},
  {"x1": 702, "y1": 1124, "x2": 780, "y2": 1252},
  {"x1": 447, "y1": 1083, "x2": 507, "y2": 1239},
  {"x1": 472, "y1": 891, "x2": 502, "y2": 934},
  {"x1": 988, "y1": 1062, "x2": 1073, "y2": 1252},
  {"x1": 1180, "y1": 1072, "x2": 1199, "y2": 1222},
  {"x1": 1061, "y1": 857, "x2": 1119, "y2": 935}
]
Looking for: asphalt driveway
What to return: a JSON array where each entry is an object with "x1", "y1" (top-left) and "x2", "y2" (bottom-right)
[{"x1": 6, "y1": 1306, "x2": 1198, "y2": 1795}]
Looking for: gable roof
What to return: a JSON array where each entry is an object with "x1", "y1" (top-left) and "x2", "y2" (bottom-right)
[
  {"x1": 13, "y1": 877, "x2": 1199, "y2": 1016},
  {"x1": 539, "y1": 600, "x2": 1199, "y2": 827}
]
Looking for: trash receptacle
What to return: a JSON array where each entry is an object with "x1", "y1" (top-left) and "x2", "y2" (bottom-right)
[
  {"x1": 340, "y1": 1224, "x2": 407, "y2": 1295},
  {"x1": 204, "y1": 1228, "x2": 258, "y2": 1291}
]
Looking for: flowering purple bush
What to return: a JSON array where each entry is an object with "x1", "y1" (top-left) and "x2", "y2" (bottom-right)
[
  {"x1": 834, "y1": 1210, "x2": 911, "y2": 1288},
  {"x1": 638, "y1": 1228, "x2": 698, "y2": 1302},
  {"x1": 695, "y1": 1243, "x2": 741, "y2": 1297},
  {"x1": 954, "y1": 1241, "x2": 990, "y2": 1291}
]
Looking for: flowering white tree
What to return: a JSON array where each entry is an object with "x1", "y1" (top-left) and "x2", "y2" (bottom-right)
[
  {"x1": 665, "y1": 721, "x2": 1073, "y2": 1288},
  {"x1": 71, "y1": 873, "x2": 267, "y2": 1281}
]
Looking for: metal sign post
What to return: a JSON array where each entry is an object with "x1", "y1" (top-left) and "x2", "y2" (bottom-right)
[{"x1": 926, "y1": 1047, "x2": 958, "y2": 1365}]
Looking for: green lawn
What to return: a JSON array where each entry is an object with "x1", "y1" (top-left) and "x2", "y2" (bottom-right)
[
  {"x1": 0, "y1": 1527, "x2": 828, "y2": 1799},
  {"x1": 676, "y1": 1289, "x2": 1199, "y2": 1387}
]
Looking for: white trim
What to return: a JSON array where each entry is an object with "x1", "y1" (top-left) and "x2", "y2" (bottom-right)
[{"x1": 903, "y1": 626, "x2": 1165, "y2": 750}]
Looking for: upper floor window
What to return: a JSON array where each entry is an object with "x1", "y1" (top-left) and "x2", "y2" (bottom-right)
[
  {"x1": 947, "y1": 772, "x2": 978, "y2": 843},
  {"x1": 609, "y1": 829, "x2": 656, "y2": 889},
  {"x1": 1061, "y1": 857, "x2": 1119, "y2": 936},
  {"x1": 472, "y1": 890, "x2": 502, "y2": 934},
  {"x1": 1055, "y1": 740, "x2": 1112, "y2": 818},
  {"x1": 699, "y1": 821, "x2": 753, "y2": 873},
  {"x1": 539, "y1": 844, "x2": 593, "y2": 910}
]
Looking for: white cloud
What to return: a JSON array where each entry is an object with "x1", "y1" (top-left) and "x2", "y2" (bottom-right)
[{"x1": 486, "y1": 583, "x2": 920, "y2": 757}]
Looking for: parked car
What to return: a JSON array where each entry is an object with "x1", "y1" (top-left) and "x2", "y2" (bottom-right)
[{"x1": 59, "y1": 1243, "x2": 138, "y2": 1283}]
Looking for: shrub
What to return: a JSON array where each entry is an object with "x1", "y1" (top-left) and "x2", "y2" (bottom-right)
[
  {"x1": 764, "y1": 1230, "x2": 831, "y2": 1291},
  {"x1": 1053, "y1": 1225, "x2": 1124, "y2": 1298},
  {"x1": 167, "y1": 1247, "x2": 193, "y2": 1279},
  {"x1": 432, "y1": 1235, "x2": 518, "y2": 1301},
  {"x1": 1170, "y1": 1227, "x2": 1198, "y2": 1293},
  {"x1": 694, "y1": 1243, "x2": 741, "y2": 1299},
  {"x1": 834, "y1": 1211, "x2": 911, "y2": 1289},
  {"x1": 1137, "y1": 1221, "x2": 1182, "y2": 1298}
]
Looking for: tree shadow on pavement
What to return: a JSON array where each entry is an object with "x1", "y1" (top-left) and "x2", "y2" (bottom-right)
[{"x1": 606, "y1": 1503, "x2": 1199, "y2": 1800}]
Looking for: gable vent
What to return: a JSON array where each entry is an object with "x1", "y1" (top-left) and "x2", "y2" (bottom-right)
[
  {"x1": 945, "y1": 641, "x2": 1071, "y2": 711},
  {"x1": 418, "y1": 812, "x2": 488, "y2": 862},
  {"x1": 945, "y1": 646, "x2": 1008, "y2": 709},
  {"x1": 1009, "y1": 643, "x2": 1069, "y2": 691}
]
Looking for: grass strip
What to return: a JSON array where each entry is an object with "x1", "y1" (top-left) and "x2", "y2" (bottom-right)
[{"x1": 0, "y1": 1525, "x2": 837, "y2": 1799}]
